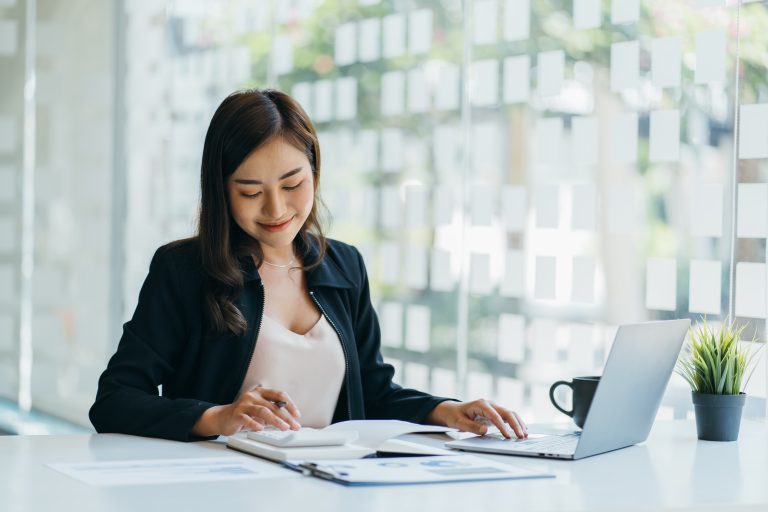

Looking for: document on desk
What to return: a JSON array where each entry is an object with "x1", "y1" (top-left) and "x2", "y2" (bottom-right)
[
  {"x1": 285, "y1": 455, "x2": 554, "y2": 486},
  {"x1": 47, "y1": 456, "x2": 297, "y2": 486}
]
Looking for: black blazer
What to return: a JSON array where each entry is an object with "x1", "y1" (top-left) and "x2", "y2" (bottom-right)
[{"x1": 89, "y1": 237, "x2": 453, "y2": 441}]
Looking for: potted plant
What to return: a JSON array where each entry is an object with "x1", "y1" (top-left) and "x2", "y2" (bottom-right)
[{"x1": 675, "y1": 318, "x2": 764, "y2": 441}]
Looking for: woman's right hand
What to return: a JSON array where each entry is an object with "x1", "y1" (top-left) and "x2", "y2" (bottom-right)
[{"x1": 192, "y1": 387, "x2": 302, "y2": 437}]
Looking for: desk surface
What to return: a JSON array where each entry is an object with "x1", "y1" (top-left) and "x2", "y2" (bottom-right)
[{"x1": 2, "y1": 420, "x2": 767, "y2": 512}]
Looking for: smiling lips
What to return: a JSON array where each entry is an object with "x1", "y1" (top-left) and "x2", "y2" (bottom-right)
[{"x1": 258, "y1": 216, "x2": 294, "y2": 233}]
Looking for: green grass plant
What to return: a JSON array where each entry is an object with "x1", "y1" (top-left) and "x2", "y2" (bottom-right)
[{"x1": 676, "y1": 318, "x2": 765, "y2": 396}]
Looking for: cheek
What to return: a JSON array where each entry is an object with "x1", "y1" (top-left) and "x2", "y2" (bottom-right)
[{"x1": 295, "y1": 186, "x2": 315, "y2": 216}]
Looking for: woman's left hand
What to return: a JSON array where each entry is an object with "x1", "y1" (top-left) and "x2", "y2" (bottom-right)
[{"x1": 427, "y1": 399, "x2": 528, "y2": 439}]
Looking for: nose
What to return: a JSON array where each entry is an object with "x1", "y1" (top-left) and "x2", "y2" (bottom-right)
[{"x1": 262, "y1": 190, "x2": 287, "y2": 220}]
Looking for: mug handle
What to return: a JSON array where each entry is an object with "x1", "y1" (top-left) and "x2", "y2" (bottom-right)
[{"x1": 549, "y1": 380, "x2": 574, "y2": 417}]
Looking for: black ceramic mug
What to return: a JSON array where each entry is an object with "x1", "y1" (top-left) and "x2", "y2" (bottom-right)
[{"x1": 549, "y1": 376, "x2": 601, "y2": 429}]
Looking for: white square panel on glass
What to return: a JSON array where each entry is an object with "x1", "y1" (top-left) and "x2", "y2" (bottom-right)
[
  {"x1": 470, "y1": 59, "x2": 499, "y2": 107},
  {"x1": 334, "y1": 22, "x2": 357, "y2": 66},
  {"x1": 407, "y1": 67, "x2": 430, "y2": 113},
  {"x1": 610, "y1": 40, "x2": 640, "y2": 92},
  {"x1": 497, "y1": 314, "x2": 525, "y2": 363},
  {"x1": 404, "y1": 363, "x2": 430, "y2": 390},
  {"x1": 609, "y1": 112, "x2": 638, "y2": 163},
  {"x1": 380, "y1": 302, "x2": 404, "y2": 348},
  {"x1": 503, "y1": 0, "x2": 530, "y2": 41},
  {"x1": 496, "y1": 378, "x2": 524, "y2": 407},
  {"x1": 432, "y1": 185, "x2": 455, "y2": 226},
  {"x1": 473, "y1": 0, "x2": 498, "y2": 45},
  {"x1": 430, "y1": 249, "x2": 454, "y2": 292},
  {"x1": 572, "y1": 256, "x2": 596, "y2": 303},
  {"x1": 535, "y1": 185, "x2": 559, "y2": 229},
  {"x1": 736, "y1": 183, "x2": 768, "y2": 238},
  {"x1": 405, "y1": 246, "x2": 428, "y2": 291},
  {"x1": 405, "y1": 304, "x2": 431, "y2": 352},
  {"x1": 690, "y1": 183, "x2": 723, "y2": 237},
  {"x1": 381, "y1": 128, "x2": 404, "y2": 172},
  {"x1": 470, "y1": 253, "x2": 493, "y2": 295},
  {"x1": 467, "y1": 372, "x2": 494, "y2": 401},
  {"x1": 534, "y1": 117, "x2": 564, "y2": 168},
  {"x1": 649, "y1": 110, "x2": 680, "y2": 162},
  {"x1": 695, "y1": 31, "x2": 726, "y2": 85},
  {"x1": 381, "y1": 70, "x2": 405, "y2": 116},
  {"x1": 379, "y1": 242, "x2": 400, "y2": 286},
  {"x1": 735, "y1": 262, "x2": 766, "y2": 319},
  {"x1": 572, "y1": 116, "x2": 599, "y2": 166},
  {"x1": 738, "y1": 104, "x2": 768, "y2": 160},
  {"x1": 313, "y1": 80, "x2": 333, "y2": 122},
  {"x1": 646, "y1": 257, "x2": 677, "y2": 311},
  {"x1": 689, "y1": 260, "x2": 722, "y2": 315},
  {"x1": 611, "y1": 0, "x2": 639, "y2": 24},
  {"x1": 0, "y1": 20, "x2": 17, "y2": 57},
  {"x1": 435, "y1": 62, "x2": 461, "y2": 111},
  {"x1": 382, "y1": 13, "x2": 406, "y2": 59},
  {"x1": 571, "y1": 184, "x2": 597, "y2": 231},
  {"x1": 651, "y1": 36, "x2": 681, "y2": 88},
  {"x1": 291, "y1": 82, "x2": 312, "y2": 114},
  {"x1": 537, "y1": 50, "x2": 565, "y2": 98},
  {"x1": 408, "y1": 9, "x2": 432, "y2": 55},
  {"x1": 405, "y1": 185, "x2": 428, "y2": 227},
  {"x1": 358, "y1": 18, "x2": 381, "y2": 62},
  {"x1": 534, "y1": 256, "x2": 557, "y2": 300},
  {"x1": 501, "y1": 185, "x2": 527, "y2": 232},
  {"x1": 567, "y1": 323, "x2": 598, "y2": 374},
  {"x1": 574, "y1": 0, "x2": 601, "y2": 29},
  {"x1": 271, "y1": 34, "x2": 293, "y2": 75},
  {"x1": 501, "y1": 250, "x2": 525, "y2": 298},
  {"x1": 380, "y1": 185, "x2": 402, "y2": 229},
  {"x1": 471, "y1": 183, "x2": 495, "y2": 226},
  {"x1": 335, "y1": 77, "x2": 357, "y2": 120},
  {"x1": 432, "y1": 368, "x2": 457, "y2": 398},
  {"x1": 472, "y1": 122, "x2": 502, "y2": 181},
  {"x1": 503, "y1": 55, "x2": 530, "y2": 104}
]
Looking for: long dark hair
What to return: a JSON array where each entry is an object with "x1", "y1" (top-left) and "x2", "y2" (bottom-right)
[{"x1": 197, "y1": 89, "x2": 327, "y2": 335}]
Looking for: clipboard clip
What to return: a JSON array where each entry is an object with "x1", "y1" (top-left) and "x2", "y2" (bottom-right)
[{"x1": 296, "y1": 462, "x2": 348, "y2": 481}]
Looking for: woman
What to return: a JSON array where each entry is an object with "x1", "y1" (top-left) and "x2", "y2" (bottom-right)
[{"x1": 89, "y1": 89, "x2": 528, "y2": 442}]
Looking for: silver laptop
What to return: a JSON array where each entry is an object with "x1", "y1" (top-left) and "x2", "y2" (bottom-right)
[{"x1": 446, "y1": 319, "x2": 690, "y2": 460}]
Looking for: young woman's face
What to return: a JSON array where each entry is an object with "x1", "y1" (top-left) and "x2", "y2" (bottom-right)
[{"x1": 226, "y1": 137, "x2": 315, "y2": 252}]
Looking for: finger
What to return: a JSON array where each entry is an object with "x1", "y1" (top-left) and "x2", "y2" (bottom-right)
[
  {"x1": 271, "y1": 403, "x2": 302, "y2": 430},
  {"x1": 477, "y1": 402, "x2": 512, "y2": 439},
  {"x1": 247, "y1": 404, "x2": 290, "y2": 431},
  {"x1": 513, "y1": 411, "x2": 529, "y2": 434},
  {"x1": 257, "y1": 388, "x2": 302, "y2": 419},
  {"x1": 240, "y1": 413, "x2": 265, "y2": 433},
  {"x1": 456, "y1": 417, "x2": 489, "y2": 436},
  {"x1": 495, "y1": 405, "x2": 526, "y2": 439}
]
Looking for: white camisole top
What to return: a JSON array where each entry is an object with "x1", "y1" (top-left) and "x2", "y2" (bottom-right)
[{"x1": 237, "y1": 314, "x2": 345, "y2": 428}]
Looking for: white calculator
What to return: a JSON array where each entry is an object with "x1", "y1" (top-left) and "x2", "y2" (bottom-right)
[{"x1": 247, "y1": 428, "x2": 358, "y2": 448}]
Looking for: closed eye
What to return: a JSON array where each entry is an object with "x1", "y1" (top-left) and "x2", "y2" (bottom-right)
[{"x1": 241, "y1": 181, "x2": 303, "y2": 199}]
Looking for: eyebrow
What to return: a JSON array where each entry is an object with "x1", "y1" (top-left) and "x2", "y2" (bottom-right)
[{"x1": 233, "y1": 167, "x2": 303, "y2": 185}]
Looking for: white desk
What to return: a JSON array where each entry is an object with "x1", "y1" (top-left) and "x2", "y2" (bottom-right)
[{"x1": 2, "y1": 420, "x2": 767, "y2": 512}]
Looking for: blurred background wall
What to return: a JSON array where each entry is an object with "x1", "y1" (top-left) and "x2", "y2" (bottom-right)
[{"x1": 0, "y1": 0, "x2": 766, "y2": 433}]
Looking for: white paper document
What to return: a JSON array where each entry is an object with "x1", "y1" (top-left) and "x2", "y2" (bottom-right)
[
  {"x1": 291, "y1": 454, "x2": 553, "y2": 486},
  {"x1": 48, "y1": 457, "x2": 295, "y2": 486}
]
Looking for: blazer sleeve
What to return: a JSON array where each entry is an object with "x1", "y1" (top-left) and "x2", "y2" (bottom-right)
[
  {"x1": 351, "y1": 248, "x2": 457, "y2": 423},
  {"x1": 89, "y1": 247, "x2": 216, "y2": 442}
]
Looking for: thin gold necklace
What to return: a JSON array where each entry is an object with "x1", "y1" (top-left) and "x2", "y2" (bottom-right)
[{"x1": 262, "y1": 257, "x2": 295, "y2": 269}]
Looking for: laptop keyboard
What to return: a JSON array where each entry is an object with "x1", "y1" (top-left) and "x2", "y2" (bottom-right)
[{"x1": 505, "y1": 433, "x2": 580, "y2": 453}]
